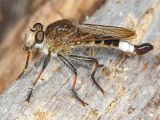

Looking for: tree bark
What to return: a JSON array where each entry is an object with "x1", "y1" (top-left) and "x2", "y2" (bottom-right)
[{"x1": 0, "y1": 0, "x2": 160, "y2": 120}]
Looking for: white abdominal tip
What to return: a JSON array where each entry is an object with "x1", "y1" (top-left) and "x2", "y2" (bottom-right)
[{"x1": 119, "y1": 41, "x2": 134, "y2": 53}]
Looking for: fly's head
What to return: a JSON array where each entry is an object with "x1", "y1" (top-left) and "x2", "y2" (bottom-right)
[{"x1": 23, "y1": 23, "x2": 45, "y2": 53}]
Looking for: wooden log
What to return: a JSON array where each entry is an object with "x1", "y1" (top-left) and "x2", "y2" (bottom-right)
[
  {"x1": 0, "y1": 0, "x2": 104, "y2": 93},
  {"x1": 0, "y1": 0, "x2": 160, "y2": 119}
]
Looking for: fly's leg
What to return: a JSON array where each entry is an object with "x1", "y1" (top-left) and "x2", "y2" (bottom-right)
[
  {"x1": 57, "y1": 53, "x2": 88, "y2": 106},
  {"x1": 69, "y1": 55, "x2": 105, "y2": 95},
  {"x1": 24, "y1": 51, "x2": 51, "y2": 104},
  {"x1": 91, "y1": 60, "x2": 105, "y2": 94},
  {"x1": 16, "y1": 52, "x2": 30, "y2": 80}
]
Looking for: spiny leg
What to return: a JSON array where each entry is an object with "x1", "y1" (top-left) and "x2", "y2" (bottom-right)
[
  {"x1": 24, "y1": 51, "x2": 51, "y2": 104},
  {"x1": 69, "y1": 54, "x2": 105, "y2": 94},
  {"x1": 91, "y1": 61, "x2": 104, "y2": 94},
  {"x1": 16, "y1": 52, "x2": 30, "y2": 80},
  {"x1": 57, "y1": 53, "x2": 88, "y2": 106}
]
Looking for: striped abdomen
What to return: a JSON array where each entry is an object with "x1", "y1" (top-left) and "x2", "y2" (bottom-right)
[{"x1": 94, "y1": 39, "x2": 153, "y2": 55}]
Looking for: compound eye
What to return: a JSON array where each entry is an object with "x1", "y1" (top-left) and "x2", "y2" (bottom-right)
[
  {"x1": 32, "y1": 23, "x2": 43, "y2": 31},
  {"x1": 35, "y1": 31, "x2": 44, "y2": 44}
]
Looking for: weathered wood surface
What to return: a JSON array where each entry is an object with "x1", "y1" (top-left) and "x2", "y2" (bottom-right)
[
  {"x1": 0, "y1": 0, "x2": 160, "y2": 119},
  {"x1": 0, "y1": 0, "x2": 104, "y2": 93}
]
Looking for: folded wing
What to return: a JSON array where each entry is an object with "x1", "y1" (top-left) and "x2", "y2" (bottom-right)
[{"x1": 76, "y1": 24, "x2": 137, "y2": 40}]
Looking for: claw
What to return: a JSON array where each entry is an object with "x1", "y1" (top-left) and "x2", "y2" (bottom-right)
[
  {"x1": 24, "y1": 90, "x2": 33, "y2": 105},
  {"x1": 71, "y1": 88, "x2": 89, "y2": 107}
]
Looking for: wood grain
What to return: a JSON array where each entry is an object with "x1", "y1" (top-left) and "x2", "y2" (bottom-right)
[
  {"x1": 0, "y1": 0, "x2": 104, "y2": 93},
  {"x1": 0, "y1": 0, "x2": 160, "y2": 119}
]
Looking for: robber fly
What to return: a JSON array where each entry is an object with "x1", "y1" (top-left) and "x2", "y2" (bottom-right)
[{"x1": 17, "y1": 19, "x2": 153, "y2": 106}]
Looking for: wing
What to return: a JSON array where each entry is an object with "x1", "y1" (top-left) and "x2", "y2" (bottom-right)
[{"x1": 76, "y1": 24, "x2": 137, "y2": 40}]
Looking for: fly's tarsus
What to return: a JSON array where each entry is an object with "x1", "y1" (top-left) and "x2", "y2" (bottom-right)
[
  {"x1": 24, "y1": 89, "x2": 33, "y2": 104},
  {"x1": 24, "y1": 51, "x2": 51, "y2": 104},
  {"x1": 71, "y1": 88, "x2": 89, "y2": 106}
]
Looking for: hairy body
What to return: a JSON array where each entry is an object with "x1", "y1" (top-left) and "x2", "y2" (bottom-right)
[{"x1": 20, "y1": 19, "x2": 153, "y2": 106}]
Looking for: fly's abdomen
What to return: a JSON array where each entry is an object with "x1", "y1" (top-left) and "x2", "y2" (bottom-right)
[
  {"x1": 94, "y1": 39, "x2": 133, "y2": 52},
  {"x1": 94, "y1": 39, "x2": 153, "y2": 55}
]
